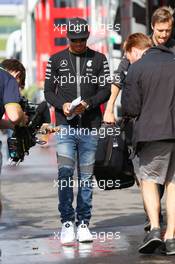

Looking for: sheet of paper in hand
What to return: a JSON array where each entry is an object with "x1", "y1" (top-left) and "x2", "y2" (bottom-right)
[{"x1": 67, "y1": 96, "x2": 82, "y2": 120}]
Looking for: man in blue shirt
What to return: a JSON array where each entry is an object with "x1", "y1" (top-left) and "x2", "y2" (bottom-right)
[{"x1": 0, "y1": 59, "x2": 27, "y2": 214}]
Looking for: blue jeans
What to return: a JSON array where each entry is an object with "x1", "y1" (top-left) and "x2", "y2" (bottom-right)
[{"x1": 55, "y1": 125, "x2": 98, "y2": 226}]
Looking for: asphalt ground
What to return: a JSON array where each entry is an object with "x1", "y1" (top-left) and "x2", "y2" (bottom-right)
[{"x1": 0, "y1": 132, "x2": 175, "y2": 264}]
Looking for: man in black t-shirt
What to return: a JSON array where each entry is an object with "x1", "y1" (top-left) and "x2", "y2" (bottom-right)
[{"x1": 104, "y1": 6, "x2": 175, "y2": 123}]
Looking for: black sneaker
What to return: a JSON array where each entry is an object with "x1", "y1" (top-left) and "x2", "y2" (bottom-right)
[
  {"x1": 139, "y1": 228, "x2": 163, "y2": 254},
  {"x1": 161, "y1": 239, "x2": 175, "y2": 255}
]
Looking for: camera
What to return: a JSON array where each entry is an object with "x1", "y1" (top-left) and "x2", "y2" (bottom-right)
[
  {"x1": 7, "y1": 98, "x2": 50, "y2": 164},
  {"x1": 19, "y1": 96, "x2": 38, "y2": 121}
]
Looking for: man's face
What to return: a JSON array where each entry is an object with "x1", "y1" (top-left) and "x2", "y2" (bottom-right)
[
  {"x1": 152, "y1": 20, "x2": 173, "y2": 45},
  {"x1": 69, "y1": 38, "x2": 87, "y2": 53},
  {"x1": 125, "y1": 47, "x2": 143, "y2": 64}
]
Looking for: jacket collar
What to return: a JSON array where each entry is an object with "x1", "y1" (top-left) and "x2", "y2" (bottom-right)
[{"x1": 146, "y1": 45, "x2": 174, "y2": 54}]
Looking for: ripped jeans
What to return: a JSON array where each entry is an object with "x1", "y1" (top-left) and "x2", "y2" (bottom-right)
[{"x1": 55, "y1": 125, "x2": 98, "y2": 226}]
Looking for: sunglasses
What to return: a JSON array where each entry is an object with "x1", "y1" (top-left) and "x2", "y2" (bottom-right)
[{"x1": 70, "y1": 38, "x2": 87, "y2": 43}]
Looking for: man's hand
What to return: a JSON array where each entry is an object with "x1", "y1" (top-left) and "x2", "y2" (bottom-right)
[
  {"x1": 63, "y1": 101, "x2": 88, "y2": 117},
  {"x1": 74, "y1": 101, "x2": 88, "y2": 115},
  {"x1": 62, "y1": 103, "x2": 72, "y2": 116},
  {"x1": 40, "y1": 123, "x2": 60, "y2": 134},
  {"x1": 103, "y1": 110, "x2": 116, "y2": 124}
]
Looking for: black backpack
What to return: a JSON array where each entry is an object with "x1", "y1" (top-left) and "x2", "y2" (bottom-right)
[{"x1": 94, "y1": 123, "x2": 135, "y2": 190}]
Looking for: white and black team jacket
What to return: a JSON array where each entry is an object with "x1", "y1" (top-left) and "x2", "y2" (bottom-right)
[{"x1": 44, "y1": 47, "x2": 111, "y2": 129}]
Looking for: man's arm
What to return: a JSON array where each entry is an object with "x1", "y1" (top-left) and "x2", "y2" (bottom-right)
[
  {"x1": 121, "y1": 65, "x2": 142, "y2": 117},
  {"x1": 3, "y1": 76, "x2": 27, "y2": 126},
  {"x1": 4, "y1": 103, "x2": 27, "y2": 126},
  {"x1": 103, "y1": 57, "x2": 130, "y2": 122},
  {"x1": 44, "y1": 57, "x2": 67, "y2": 110},
  {"x1": 103, "y1": 84, "x2": 120, "y2": 123}
]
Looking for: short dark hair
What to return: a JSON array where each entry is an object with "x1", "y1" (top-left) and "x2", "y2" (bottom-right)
[
  {"x1": 1, "y1": 59, "x2": 26, "y2": 89},
  {"x1": 124, "y1": 33, "x2": 152, "y2": 52},
  {"x1": 151, "y1": 6, "x2": 174, "y2": 27}
]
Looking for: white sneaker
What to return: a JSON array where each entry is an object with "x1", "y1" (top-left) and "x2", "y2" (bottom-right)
[
  {"x1": 60, "y1": 221, "x2": 75, "y2": 244},
  {"x1": 77, "y1": 222, "x2": 93, "y2": 243}
]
